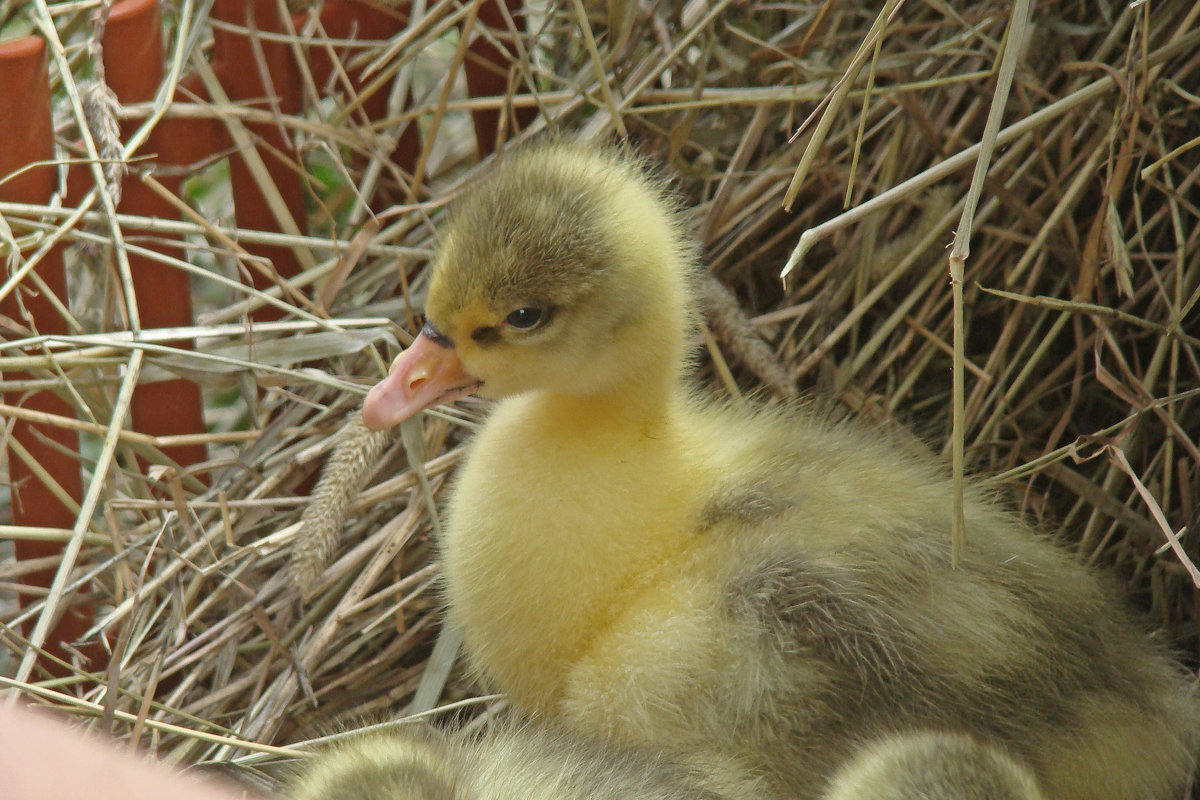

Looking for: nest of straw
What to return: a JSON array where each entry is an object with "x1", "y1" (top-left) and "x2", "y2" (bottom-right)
[{"x1": 2, "y1": 0, "x2": 1197, "y2": 784}]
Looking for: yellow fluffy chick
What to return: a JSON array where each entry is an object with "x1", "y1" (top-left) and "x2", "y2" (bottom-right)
[
  {"x1": 821, "y1": 732, "x2": 1046, "y2": 800},
  {"x1": 289, "y1": 723, "x2": 728, "y2": 800},
  {"x1": 360, "y1": 142, "x2": 1199, "y2": 799}
]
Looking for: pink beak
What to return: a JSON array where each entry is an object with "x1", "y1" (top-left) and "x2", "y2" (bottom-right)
[{"x1": 361, "y1": 332, "x2": 480, "y2": 430}]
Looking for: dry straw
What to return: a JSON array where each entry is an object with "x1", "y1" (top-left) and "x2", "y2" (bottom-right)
[{"x1": 2, "y1": 0, "x2": 1197, "y2": 787}]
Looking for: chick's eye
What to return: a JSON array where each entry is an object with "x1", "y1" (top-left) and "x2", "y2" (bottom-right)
[{"x1": 505, "y1": 307, "x2": 545, "y2": 330}]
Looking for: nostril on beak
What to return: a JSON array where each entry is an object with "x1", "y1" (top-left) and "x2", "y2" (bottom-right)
[{"x1": 406, "y1": 364, "x2": 432, "y2": 395}]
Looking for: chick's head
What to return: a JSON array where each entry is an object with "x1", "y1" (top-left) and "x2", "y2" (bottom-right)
[
  {"x1": 426, "y1": 144, "x2": 694, "y2": 400},
  {"x1": 363, "y1": 144, "x2": 694, "y2": 429}
]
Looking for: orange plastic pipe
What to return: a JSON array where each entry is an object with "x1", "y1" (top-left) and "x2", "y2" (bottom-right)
[
  {"x1": 105, "y1": 0, "x2": 208, "y2": 473},
  {"x1": 304, "y1": 0, "x2": 420, "y2": 183},
  {"x1": 0, "y1": 35, "x2": 101, "y2": 676},
  {"x1": 168, "y1": 0, "x2": 310, "y2": 322},
  {"x1": 212, "y1": 0, "x2": 308, "y2": 312},
  {"x1": 466, "y1": 0, "x2": 536, "y2": 157}
]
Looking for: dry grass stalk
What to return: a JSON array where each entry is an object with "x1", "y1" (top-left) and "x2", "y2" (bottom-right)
[
  {"x1": 288, "y1": 412, "x2": 394, "y2": 596},
  {"x1": 945, "y1": 0, "x2": 1031, "y2": 565}
]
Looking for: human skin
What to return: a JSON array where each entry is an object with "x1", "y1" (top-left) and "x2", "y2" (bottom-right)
[{"x1": 0, "y1": 702, "x2": 258, "y2": 800}]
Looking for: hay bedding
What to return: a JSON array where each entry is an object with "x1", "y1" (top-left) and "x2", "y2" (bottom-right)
[{"x1": 1, "y1": 0, "x2": 1198, "y2": 785}]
